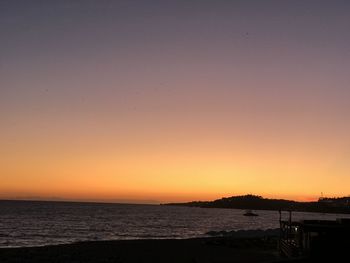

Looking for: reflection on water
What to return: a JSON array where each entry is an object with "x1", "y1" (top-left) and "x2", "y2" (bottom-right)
[{"x1": 1, "y1": 200, "x2": 349, "y2": 247}]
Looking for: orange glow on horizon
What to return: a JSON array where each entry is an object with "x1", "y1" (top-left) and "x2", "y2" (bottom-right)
[{"x1": 1, "y1": 130, "x2": 349, "y2": 203}]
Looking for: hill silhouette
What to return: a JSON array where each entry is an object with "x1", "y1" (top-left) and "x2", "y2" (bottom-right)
[{"x1": 165, "y1": 195, "x2": 350, "y2": 214}]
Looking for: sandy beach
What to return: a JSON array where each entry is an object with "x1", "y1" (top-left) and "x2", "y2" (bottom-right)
[{"x1": 0, "y1": 236, "x2": 280, "y2": 263}]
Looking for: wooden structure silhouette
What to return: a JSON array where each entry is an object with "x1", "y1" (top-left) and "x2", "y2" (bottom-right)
[{"x1": 279, "y1": 210, "x2": 350, "y2": 260}]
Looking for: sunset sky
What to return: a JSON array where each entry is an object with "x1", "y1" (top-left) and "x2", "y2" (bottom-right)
[{"x1": 1, "y1": 0, "x2": 350, "y2": 203}]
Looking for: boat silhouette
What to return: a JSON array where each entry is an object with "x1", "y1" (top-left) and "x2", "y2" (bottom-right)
[{"x1": 243, "y1": 210, "x2": 259, "y2": 216}]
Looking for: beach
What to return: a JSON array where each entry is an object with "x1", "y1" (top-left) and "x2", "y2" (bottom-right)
[{"x1": 0, "y1": 236, "x2": 279, "y2": 263}]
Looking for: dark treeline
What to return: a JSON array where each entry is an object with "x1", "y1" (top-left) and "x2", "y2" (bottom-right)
[{"x1": 165, "y1": 195, "x2": 350, "y2": 214}]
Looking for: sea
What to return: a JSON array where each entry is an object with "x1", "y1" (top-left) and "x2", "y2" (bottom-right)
[{"x1": 1, "y1": 200, "x2": 350, "y2": 248}]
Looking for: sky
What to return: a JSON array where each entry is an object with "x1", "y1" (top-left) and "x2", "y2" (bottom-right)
[{"x1": 1, "y1": 0, "x2": 350, "y2": 203}]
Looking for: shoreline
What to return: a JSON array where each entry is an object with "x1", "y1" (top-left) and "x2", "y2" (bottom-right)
[
  {"x1": 0, "y1": 235, "x2": 280, "y2": 263},
  {"x1": 0, "y1": 228, "x2": 280, "y2": 249}
]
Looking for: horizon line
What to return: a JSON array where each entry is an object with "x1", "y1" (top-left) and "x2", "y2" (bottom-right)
[
  {"x1": 1, "y1": 194, "x2": 347, "y2": 205},
  {"x1": 0, "y1": 198, "x2": 161, "y2": 205}
]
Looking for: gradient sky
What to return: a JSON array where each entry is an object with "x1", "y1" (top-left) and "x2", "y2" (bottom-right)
[{"x1": 1, "y1": 0, "x2": 350, "y2": 203}]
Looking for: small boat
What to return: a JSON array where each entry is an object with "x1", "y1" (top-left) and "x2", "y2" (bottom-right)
[{"x1": 243, "y1": 210, "x2": 258, "y2": 216}]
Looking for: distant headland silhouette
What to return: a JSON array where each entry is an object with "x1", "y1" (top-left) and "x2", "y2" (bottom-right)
[{"x1": 165, "y1": 194, "x2": 350, "y2": 214}]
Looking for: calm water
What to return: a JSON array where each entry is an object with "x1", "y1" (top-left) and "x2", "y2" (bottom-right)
[{"x1": 1, "y1": 200, "x2": 350, "y2": 248}]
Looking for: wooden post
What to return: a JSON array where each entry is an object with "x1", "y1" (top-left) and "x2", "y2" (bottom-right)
[{"x1": 288, "y1": 210, "x2": 292, "y2": 243}]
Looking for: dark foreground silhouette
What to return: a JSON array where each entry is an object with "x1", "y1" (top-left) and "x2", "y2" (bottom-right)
[
  {"x1": 1, "y1": 227, "x2": 346, "y2": 262},
  {"x1": 165, "y1": 194, "x2": 350, "y2": 214},
  {"x1": 0, "y1": 236, "x2": 279, "y2": 263}
]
